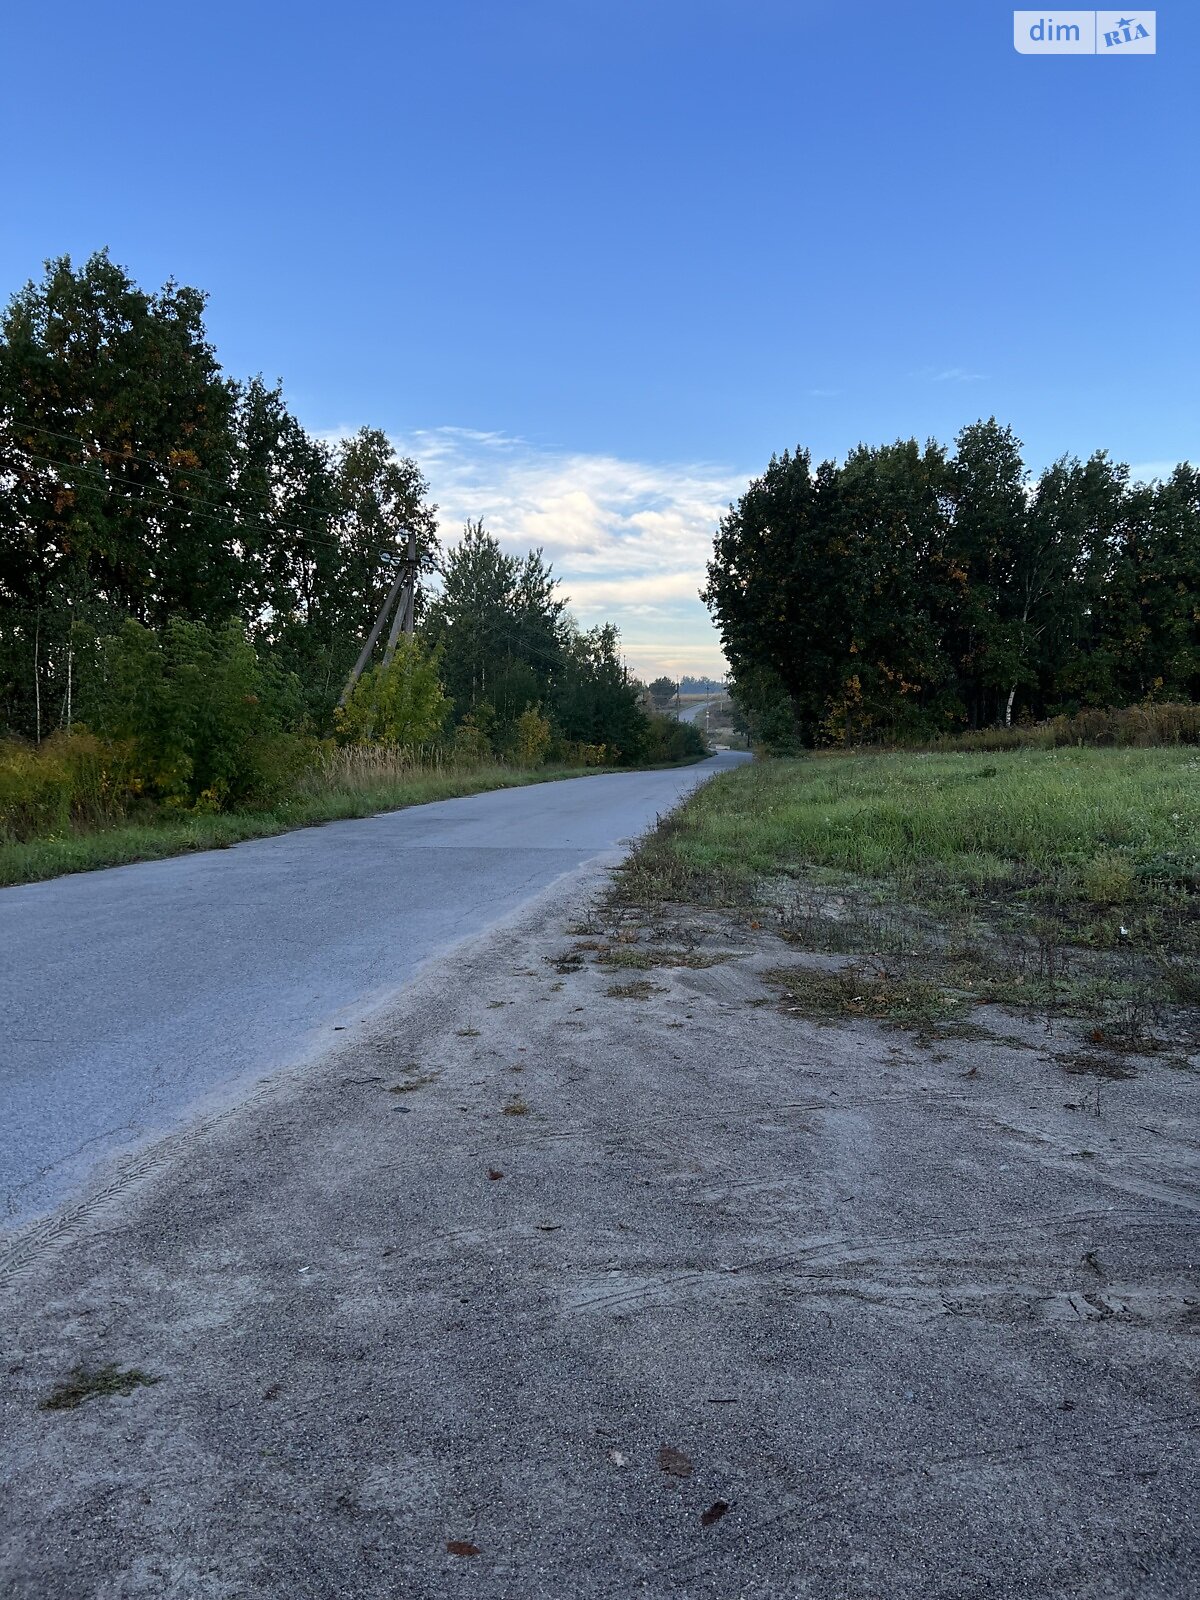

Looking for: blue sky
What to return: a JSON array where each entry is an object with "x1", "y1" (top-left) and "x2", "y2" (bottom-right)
[{"x1": 2, "y1": 2, "x2": 1194, "y2": 676}]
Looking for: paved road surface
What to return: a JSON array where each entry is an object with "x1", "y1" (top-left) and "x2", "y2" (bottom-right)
[{"x1": 0, "y1": 754, "x2": 746, "y2": 1231}]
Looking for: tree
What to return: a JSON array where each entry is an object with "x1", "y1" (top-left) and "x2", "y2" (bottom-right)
[
  {"x1": 0, "y1": 252, "x2": 440, "y2": 741},
  {"x1": 265, "y1": 425, "x2": 439, "y2": 728},
  {"x1": 648, "y1": 676, "x2": 678, "y2": 708},
  {"x1": 942, "y1": 419, "x2": 1030, "y2": 726},
  {"x1": 95, "y1": 618, "x2": 304, "y2": 807},
  {"x1": 703, "y1": 419, "x2": 1198, "y2": 743},
  {"x1": 424, "y1": 521, "x2": 568, "y2": 741},
  {"x1": 704, "y1": 440, "x2": 957, "y2": 744},
  {"x1": 0, "y1": 251, "x2": 237, "y2": 738},
  {"x1": 514, "y1": 705, "x2": 552, "y2": 764},
  {"x1": 554, "y1": 622, "x2": 644, "y2": 759}
]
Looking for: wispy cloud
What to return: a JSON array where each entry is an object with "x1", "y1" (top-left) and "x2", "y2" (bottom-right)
[
  {"x1": 1128, "y1": 458, "x2": 1191, "y2": 483},
  {"x1": 917, "y1": 365, "x2": 988, "y2": 383},
  {"x1": 389, "y1": 428, "x2": 744, "y2": 679}
]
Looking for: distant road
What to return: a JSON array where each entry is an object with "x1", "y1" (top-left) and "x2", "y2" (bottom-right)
[
  {"x1": 0, "y1": 753, "x2": 749, "y2": 1231},
  {"x1": 677, "y1": 695, "x2": 728, "y2": 724}
]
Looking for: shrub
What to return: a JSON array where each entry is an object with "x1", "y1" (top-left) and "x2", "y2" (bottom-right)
[
  {"x1": 638, "y1": 712, "x2": 707, "y2": 765},
  {"x1": 557, "y1": 740, "x2": 608, "y2": 767},
  {"x1": 453, "y1": 717, "x2": 494, "y2": 762},
  {"x1": 1081, "y1": 853, "x2": 1137, "y2": 905},
  {"x1": 0, "y1": 731, "x2": 140, "y2": 841},
  {"x1": 0, "y1": 739, "x2": 73, "y2": 839},
  {"x1": 514, "y1": 705, "x2": 552, "y2": 765},
  {"x1": 335, "y1": 635, "x2": 449, "y2": 747},
  {"x1": 851, "y1": 702, "x2": 1200, "y2": 755},
  {"x1": 95, "y1": 618, "x2": 309, "y2": 808}
]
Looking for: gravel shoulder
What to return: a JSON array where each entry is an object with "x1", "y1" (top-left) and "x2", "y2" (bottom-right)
[{"x1": 2, "y1": 867, "x2": 1198, "y2": 1599}]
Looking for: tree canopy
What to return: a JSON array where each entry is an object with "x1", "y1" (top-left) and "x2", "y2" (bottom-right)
[
  {"x1": 0, "y1": 251, "x2": 439, "y2": 738},
  {"x1": 0, "y1": 252, "x2": 699, "y2": 773},
  {"x1": 704, "y1": 420, "x2": 1198, "y2": 746}
]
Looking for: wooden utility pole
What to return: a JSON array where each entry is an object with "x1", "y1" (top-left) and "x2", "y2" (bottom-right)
[
  {"x1": 382, "y1": 526, "x2": 418, "y2": 668},
  {"x1": 338, "y1": 534, "x2": 418, "y2": 706}
]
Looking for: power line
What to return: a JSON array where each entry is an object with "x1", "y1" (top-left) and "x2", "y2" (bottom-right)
[
  {"x1": 10, "y1": 434, "x2": 645, "y2": 684},
  {"x1": 5, "y1": 414, "x2": 393, "y2": 532},
  {"x1": 20, "y1": 448, "x2": 394, "y2": 563}
]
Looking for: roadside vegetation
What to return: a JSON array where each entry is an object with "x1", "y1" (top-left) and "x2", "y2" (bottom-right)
[
  {"x1": 0, "y1": 252, "x2": 705, "y2": 884},
  {"x1": 0, "y1": 688, "x2": 704, "y2": 888},
  {"x1": 616, "y1": 745, "x2": 1199, "y2": 1057},
  {"x1": 1, "y1": 749, "x2": 624, "y2": 888}
]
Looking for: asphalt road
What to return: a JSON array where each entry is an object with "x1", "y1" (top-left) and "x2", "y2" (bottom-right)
[{"x1": 0, "y1": 753, "x2": 746, "y2": 1232}]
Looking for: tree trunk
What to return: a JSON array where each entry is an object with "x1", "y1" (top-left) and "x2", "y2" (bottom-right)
[{"x1": 1005, "y1": 684, "x2": 1017, "y2": 727}]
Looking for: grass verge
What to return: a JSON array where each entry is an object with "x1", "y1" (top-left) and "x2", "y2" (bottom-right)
[
  {"x1": 1, "y1": 759, "x2": 703, "y2": 889},
  {"x1": 614, "y1": 747, "x2": 1199, "y2": 1050}
]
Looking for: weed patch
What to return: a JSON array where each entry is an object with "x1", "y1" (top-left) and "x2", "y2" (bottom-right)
[
  {"x1": 547, "y1": 952, "x2": 585, "y2": 973},
  {"x1": 1059, "y1": 1053, "x2": 1138, "y2": 1081},
  {"x1": 598, "y1": 946, "x2": 731, "y2": 971},
  {"x1": 765, "y1": 963, "x2": 962, "y2": 1032},
  {"x1": 605, "y1": 979, "x2": 665, "y2": 1000},
  {"x1": 390, "y1": 1072, "x2": 439, "y2": 1093},
  {"x1": 41, "y1": 1364, "x2": 160, "y2": 1412}
]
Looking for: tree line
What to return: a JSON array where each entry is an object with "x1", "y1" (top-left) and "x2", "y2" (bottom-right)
[
  {"x1": 0, "y1": 251, "x2": 702, "y2": 792},
  {"x1": 704, "y1": 421, "x2": 1198, "y2": 747}
]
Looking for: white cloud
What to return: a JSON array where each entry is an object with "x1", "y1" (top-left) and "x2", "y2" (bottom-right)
[
  {"x1": 1128, "y1": 458, "x2": 1191, "y2": 483},
  {"x1": 390, "y1": 427, "x2": 744, "y2": 680},
  {"x1": 917, "y1": 366, "x2": 987, "y2": 383}
]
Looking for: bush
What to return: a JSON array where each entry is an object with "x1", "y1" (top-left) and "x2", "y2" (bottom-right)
[
  {"x1": 1056, "y1": 702, "x2": 1200, "y2": 747},
  {"x1": 335, "y1": 636, "x2": 449, "y2": 747},
  {"x1": 453, "y1": 717, "x2": 494, "y2": 762},
  {"x1": 514, "y1": 705, "x2": 553, "y2": 765},
  {"x1": 554, "y1": 739, "x2": 609, "y2": 767},
  {"x1": 0, "y1": 731, "x2": 140, "y2": 841},
  {"x1": 849, "y1": 702, "x2": 1200, "y2": 755},
  {"x1": 1081, "y1": 853, "x2": 1137, "y2": 905},
  {"x1": 96, "y1": 618, "x2": 309, "y2": 809},
  {"x1": 638, "y1": 713, "x2": 707, "y2": 765}
]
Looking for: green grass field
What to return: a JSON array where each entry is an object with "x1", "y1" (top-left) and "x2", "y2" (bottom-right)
[
  {"x1": 625, "y1": 748, "x2": 1196, "y2": 900},
  {"x1": 627, "y1": 747, "x2": 1195, "y2": 896},
  {"x1": 617, "y1": 749, "x2": 1199, "y2": 1029}
]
